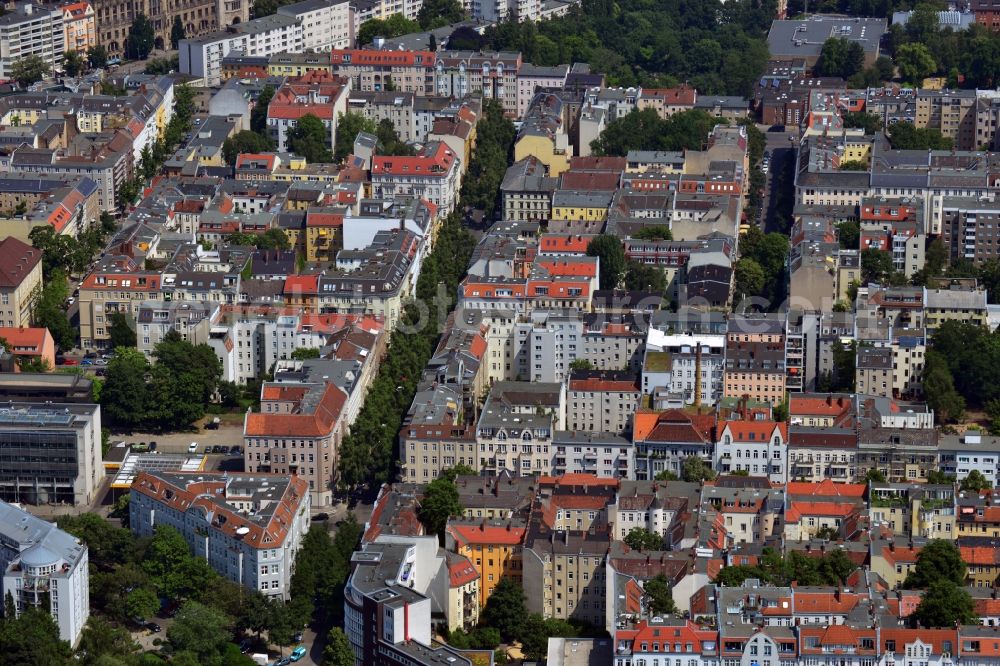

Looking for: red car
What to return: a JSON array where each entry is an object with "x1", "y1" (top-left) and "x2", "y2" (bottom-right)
[{"x1": 62, "y1": 359, "x2": 79, "y2": 366}]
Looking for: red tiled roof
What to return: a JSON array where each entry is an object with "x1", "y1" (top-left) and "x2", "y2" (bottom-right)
[
  {"x1": 449, "y1": 556, "x2": 479, "y2": 587},
  {"x1": 330, "y1": 48, "x2": 435, "y2": 67},
  {"x1": 245, "y1": 382, "x2": 346, "y2": 437},
  {"x1": 538, "y1": 233, "x2": 595, "y2": 255},
  {"x1": 372, "y1": 142, "x2": 456, "y2": 177},
  {"x1": 447, "y1": 523, "x2": 525, "y2": 546},
  {"x1": 569, "y1": 377, "x2": 640, "y2": 393},
  {"x1": 0, "y1": 327, "x2": 48, "y2": 353},
  {"x1": 719, "y1": 420, "x2": 787, "y2": 443},
  {"x1": 0, "y1": 238, "x2": 41, "y2": 288},
  {"x1": 786, "y1": 479, "x2": 867, "y2": 498},
  {"x1": 283, "y1": 275, "x2": 319, "y2": 295}
]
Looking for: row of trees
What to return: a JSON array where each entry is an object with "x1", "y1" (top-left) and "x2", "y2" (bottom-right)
[
  {"x1": 460, "y1": 101, "x2": 517, "y2": 215},
  {"x1": 483, "y1": 0, "x2": 775, "y2": 94},
  {"x1": 30, "y1": 212, "x2": 117, "y2": 278},
  {"x1": 337, "y1": 104, "x2": 512, "y2": 489},
  {"x1": 100, "y1": 332, "x2": 222, "y2": 431}
]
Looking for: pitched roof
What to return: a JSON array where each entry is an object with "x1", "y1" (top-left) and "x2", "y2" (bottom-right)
[
  {"x1": 0, "y1": 237, "x2": 41, "y2": 288},
  {"x1": 447, "y1": 522, "x2": 525, "y2": 546}
]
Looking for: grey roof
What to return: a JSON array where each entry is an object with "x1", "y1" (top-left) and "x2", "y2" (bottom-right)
[
  {"x1": 0, "y1": 500, "x2": 87, "y2": 573},
  {"x1": 768, "y1": 16, "x2": 888, "y2": 58}
]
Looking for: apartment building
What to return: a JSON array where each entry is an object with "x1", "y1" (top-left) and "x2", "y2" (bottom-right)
[
  {"x1": 0, "y1": 327, "x2": 56, "y2": 369},
  {"x1": 329, "y1": 48, "x2": 435, "y2": 94},
  {"x1": 95, "y1": 0, "x2": 247, "y2": 57},
  {"x1": 500, "y1": 156, "x2": 558, "y2": 221},
  {"x1": 178, "y1": 15, "x2": 304, "y2": 86},
  {"x1": 0, "y1": 402, "x2": 103, "y2": 506},
  {"x1": 344, "y1": 540, "x2": 473, "y2": 666},
  {"x1": 61, "y1": 2, "x2": 96, "y2": 54},
  {"x1": 371, "y1": 141, "x2": 461, "y2": 218},
  {"x1": 475, "y1": 381, "x2": 564, "y2": 477},
  {"x1": 266, "y1": 71, "x2": 350, "y2": 152},
  {"x1": 434, "y1": 51, "x2": 522, "y2": 116},
  {"x1": 0, "y1": 5, "x2": 64, "y2": 80},
  {"x1": 346, "y1": 90, "x2": 416, "y2": 141},
  {"x1": 130, "y1": 471, "x2": 310, "y2": 599},
  {"x1": 939, "y1": 432, "x2": 1000, "y2": 487},
  {"x1": 631, "y1": 409, "x2": 716, "y2": 481},
  {"x1": 516, "y1": 64, "x2": 569, "y2": 117},
  {"x1": 277, "y1": 0, "x2": 352, "y2": 51},
  {"x1": 446, "y1": 519, "x2": 525, "y2": 607},
  {"x1": 243, "y1": 380, "x2": 348, "y2": 506},
  {"x1": 940, "y1": 197, "x2": 1000, "y2": 264},
  {"x1": 642, "y1": 330, "x2": 726, "y2": 407},
  {"x1": 0, "y1": 501, "x2": 89, "y2": 645},
  {"x1": 566, "y1": 370, "x2": 641, "y2": 435},
  {"x1": 467, "y1": 0, "x2": 541, "y2": 23},
  {"x1": 915, "y1": 89, "x2": 978, "y2": 150},
  {"x1": 0, "y1": 237, "x2": 42, "y2": 329},
  {"x1": 551, "y1": 431, "x2": 633, "y2": 478},
  {"x1": 514, "y1": 92, "x2": 573, "y2": 177},
  {"x1": 714, "y1": 419, "x2": 788, "y2": 482}
]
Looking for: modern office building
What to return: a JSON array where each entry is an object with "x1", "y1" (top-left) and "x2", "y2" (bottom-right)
[{"x1": 0, "y1": 403, "x2": 103, "y2": 505}]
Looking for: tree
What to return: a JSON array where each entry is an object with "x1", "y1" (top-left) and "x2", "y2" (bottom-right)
[
  {"x1": 815, "y1": 38, "x2": 865, "y2": 78},
  {"x1": 714, "y1": 564, "x2": 769, "y2": 587},
  {"x1": 108, "y1": 312, "x2": 137, "y2": 349},
  {"x1": 888, "y1": 121, "x2": 953, "y2": 150},
  {"x1": 861, "y1": 248, "x2": 894, "y2": 285},
  {"x1": 913, "y1": 579, "x2": 976, "y2": 627},
  {"x1": 222, "y1": 130, "x2": 274, "y2": 165},
  {"x1": 815, "y1": 525, "x2": 840, "y2": 541},
  {"x1": 100, "y1": 348, "x2": 151, "y2": 430},
  {"x1": 841, "y1": 111, "x2": 883, "y2": 135},
  {"x1": 170, "y1": 16, "x2": 186, "y2": 49},
  {"x1": 32, "y1": 272, "x2": 75, "y2": 350},
  {"x1": 323, "y1": 627, "x2": 355, "y2": 666},
  {"x1": 818, "y1": 548, "x2": 857, "y2": 585},
  {"x1": 904, "y1": 539, "x2": 966, "y2": 589},
  {"x1": 587, "y1": 235, "x2": 627, "y2": 290},
  {"x1": 643, "y1": 574, "x2": 677, "y2": 615},
  {"x1": 357, "y1": 14, "x2": 420, "y2": 46},
  {"x1": 77, "y1": 616, "x2": 140, "y2": 665},
  {"x1": 839, "y1": 159, "x2": 868, "y2": 171},
  {"x1": 681, "y1": 455, "x2": 716, "y2": 483},
  {"x1": 569, "y1": 359, "x2": 593, "y2": 371},
  {"x1": 251, "y1": 85, "x2": 274, "y2": 136},
  {"x1": 480, "y1": 578, "x2": 526, "y2": 641},
  {"x1": 167, "y1": 601, "x2": 232, "y2": 663},
  {"x1": 87, "y1": 45, "x2": 108, "y2": 70},
  {"x1": 418, "y1": 0, "x2": 464, "y2": 29},
  {"x1": 334, "y1": 112, "x2": 377, "y2": 163},
  {"x1": 923, "y1": 350, "x2": 965, "y2": 423},
  {"x1": 124, "y1": 587, "x2": 159, "y2": 621},
  {"x1": 896, "y1": 43, "x2": 937, "y2": 84},
  {"x1": 0, "y1": 605, "x2": 73, "y2": 664},
  {"x1": 125, "y1": 14, "x2": 155, "y2": 60},
  {"x1": 960, "y1": 469, "x2": 992, "y2": 492},
  {"x1": 624, "y1": 261, "x2": 667, "y2": 292},
  {"x1": 419, "y1": 475, "x2": 462, "y2": 541},
  {"x1": 632, "y1": 225, "x2": 673, "y2": 241},
  {"x1": 429, "y1": 33, "x2": 437, "y2": 51},
  {"x1": 591, "y1": 108, "x2": 721, "y2": 156},
  {"x1": 448, "y1": 25, "x2": 485, "y2": 50},
  {"x1": 64, "y1": 51, "x2": 86, "y2": 77},
  {"x1": 290, "y1": 348, "x2": 321, "y2": 360},
  {"x1": 836, "y1": 221, "x2": 860, "y2": 249},
  {"x1": 733, "y1": 258, "x2": 765, "y2": 302},
  {"x1": 624, "y1": 527, "x2": 663, "y2": 552},
  {"x1": 926, "y1": 470, "x2": 955, "y2": 485},
  {"x1": 655, "y1": 469, "x2": 679, "y2": 481},
  {"x1": 865, "y1": 468, "x2": 887, "y2": 483},
  {"x1": 375, "y1": 118, "x2": 414, "y2": 156},
  {"x1": 287, "y1": 113, "x2": 332, "y2": 163},
  {"x1": 11, "y1": 54, "x2": 49, "y2": 87}
]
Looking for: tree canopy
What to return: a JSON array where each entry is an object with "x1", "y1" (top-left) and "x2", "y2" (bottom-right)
[
  {"x1": 913, "y1": 579, "x2": 977, "y2": 628},
  {"x1": 591, "y1": 109, "x2": 723, "y2": 156},
  {"x1": 222, "y1": 130, "x2": 275, "y2": 165},
  {"x1": 888, "y1": 121, "x2": 953, "y2": 150},
  {"x1": 417, "y1": 0, "x2": 464, "y2": 29},
  {"x1": 418, "y1": 473, "x2": 463, "y2": 541},
  {"x1": 287, "y1": 114, "x2": 332, "y2": 163},
  {"x1": 357, "y1": 14, "x2": 420, "y2": 47},
  {"x1": 815, "y1": 38, "x2": 865, "y2": 78},
  {"x1": 32, "y1": 272, "x2": 75, "y2": 351},
  {"x1": 480, "y1": 579, "x2": 527, "y2": 642},
  {"x1": 125, "y1": 14, "x2": 155, "y2": 60},
  {"x1": 587, "y1": 235, "x2": 627, "y2": 290},
  {"x1": 11, "y1": 54, "x2": 49, "y2": 87},
  {"x1": 714, "y1": 547, "x2": 857, "y2": 587},
  {"x1": 624, "y1": 527, "x2": 664, "y2": 552},
  {"x1": 644, "y1": 574, "x2": 677, "y2": 615},
  {"x1": 903, "y1": 539, "x2": 966, "y2": 589}
]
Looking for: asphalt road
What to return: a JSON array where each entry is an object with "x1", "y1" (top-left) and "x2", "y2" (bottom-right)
[{"x1": 761, "y1": 127, "x2": 799, "y2": 234}]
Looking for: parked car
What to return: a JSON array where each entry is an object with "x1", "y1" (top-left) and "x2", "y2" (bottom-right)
[
  {"x1": 149, "y1": 442, "x2": 157, "y2": 452},
  {"x1": 230, "y1": 445, "x2": 241, "y2": 455},
  {"x1": 272, "y1": 658, "x2": 291, "y2": 666},
  {"x1": 204, "y1": 445, "x2": 212, "y2": 454},
  {"x1": 95, "y1": 358, "x2": 108, "y2": 366},
  {"x1": 292, "y1": 632, "x2": 303, "y2": 643},
  {"x1": 290, "y1": 646, "x2": 307, "y2": 662},
  {"x1": 188, "y1": 442, "x2": 198, "y2": 454},
  {"x1": 145, "y1": 622, "x2": 161, "y2": 633},
  {"x1": 83, "y1": 352, "x2": 97, "y2": 360},
  {"x1": 95, "y1": 369, "x2": 106, "y2": 377},
  {"x1": 311, "y1": 513, "x2": 329, "y2": 522},
  {"x1": 205, "y1": 421, "x2": 220, "y2": 430},
  {"x1": 81, "y1": 359, "x2": 93, "y2": 366},
  {"x1": 63, "y1": 359, "x2": 78, "y2": 366},
  {"x1": 239, "y1": 639, "x2": 252, "y2": 654}
]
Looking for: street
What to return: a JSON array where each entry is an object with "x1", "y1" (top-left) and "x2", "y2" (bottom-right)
[{"x1": 760, "y1": 126, "x2": 799, "y2": 234}]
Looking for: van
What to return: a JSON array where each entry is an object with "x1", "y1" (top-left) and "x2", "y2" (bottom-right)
[{"x1": 188, "y1": 442, "x2": 198, "y2": 454}]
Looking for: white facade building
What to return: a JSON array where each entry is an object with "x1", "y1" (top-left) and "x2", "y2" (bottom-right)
[
  {"x1": 130, "y1": 471, "x2": 311, "y2": 599},
  {"x1": 178, "y1": 14, "x2": 304, "y2": 86},
  {"x1": 277, "y1": 0, "x2": 352, "y2": 51},
  {"x1": 0, "y1": 5, "x2": 65, "y2": 80},
  {"x1": 0, "y1": 501, "x2": 89, "y2": 646}
]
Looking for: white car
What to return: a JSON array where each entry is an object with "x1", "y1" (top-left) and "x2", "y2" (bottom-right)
[{"x1": 188, "y1": 442, "x2": 198, "y2": 454}]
